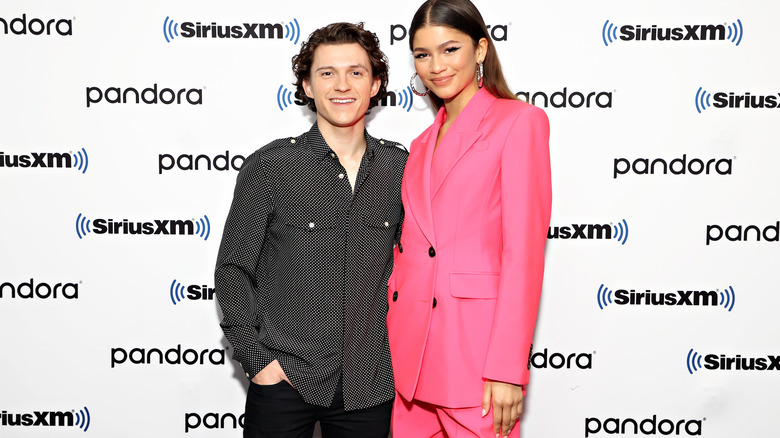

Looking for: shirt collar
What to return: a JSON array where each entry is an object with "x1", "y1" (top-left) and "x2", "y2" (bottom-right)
[{"x1": 305, "y1": 122, "x2": 377, "y2": 161}]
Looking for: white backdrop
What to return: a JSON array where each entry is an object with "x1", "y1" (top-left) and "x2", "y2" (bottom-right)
[{"x1": 1, "y1": 0, "x2": 778, "y2": 436}]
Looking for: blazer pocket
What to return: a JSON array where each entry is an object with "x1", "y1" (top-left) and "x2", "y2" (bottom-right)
[{"x1": 450, "y1": 272, "x2": 500, "y2": 299}]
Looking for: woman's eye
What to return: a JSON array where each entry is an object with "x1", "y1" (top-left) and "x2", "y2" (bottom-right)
[
  {"x1": 445, "y1": 46, "x2": 460, "y2": 53},
  {"x1": 414, "y1": 53, "x2": 428, "y2": 59}
]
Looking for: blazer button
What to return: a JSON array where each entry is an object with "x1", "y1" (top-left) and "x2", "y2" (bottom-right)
[
  {"x1": 392, "y1": 291, "x2": 398, "y2": 302},
  {"x1": 432, "y1": 297, "x2": 437, "y2": 308},
  {"x1": 428, "y1": 246, "x2": 436, "y2": 257}
]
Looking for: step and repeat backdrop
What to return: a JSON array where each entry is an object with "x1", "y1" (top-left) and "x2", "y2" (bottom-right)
[{"x1": 1, "y1": 0, "x2": 778, "y2": 436}]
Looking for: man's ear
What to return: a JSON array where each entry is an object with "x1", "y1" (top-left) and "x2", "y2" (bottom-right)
[
  {"x1": 370, "y1": 76, "x2": 380, "y2": 98},
  {"x1": 303, "y1": 78, "x2": 314, "y2": 98}
]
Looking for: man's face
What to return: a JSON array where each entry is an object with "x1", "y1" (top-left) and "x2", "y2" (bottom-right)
[{"x1": 303, "y1": 43, "x2": 380, "y2": 130}]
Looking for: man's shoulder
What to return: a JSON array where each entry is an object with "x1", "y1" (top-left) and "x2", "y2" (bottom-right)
[{"x1": 369, "y1": 135, "x2": 409, "y2": 164}]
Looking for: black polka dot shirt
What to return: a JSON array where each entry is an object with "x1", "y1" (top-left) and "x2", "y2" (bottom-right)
[{"x1": 215, "y1": 123, "x2": 406, "y2": 410}]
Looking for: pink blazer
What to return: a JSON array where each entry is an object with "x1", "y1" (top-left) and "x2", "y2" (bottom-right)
[{"x1": 387, "y1": 88, "x2": 552, "y2": 408}]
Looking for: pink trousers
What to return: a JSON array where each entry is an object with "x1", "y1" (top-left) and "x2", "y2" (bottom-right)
[{"x1": 391, "y1": 394, "x2": 520, "y2": 438}]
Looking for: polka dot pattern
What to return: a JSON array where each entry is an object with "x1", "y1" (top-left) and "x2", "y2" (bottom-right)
[{"x1": 215, "y1": 123, "x2": 407, "y2": 410}]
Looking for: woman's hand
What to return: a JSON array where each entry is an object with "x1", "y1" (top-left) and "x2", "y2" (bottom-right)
[{"x1": 482, "y1": 379, "x2": 523, "y2": 438}]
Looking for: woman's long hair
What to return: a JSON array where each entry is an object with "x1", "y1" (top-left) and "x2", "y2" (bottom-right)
[{"x1": 409, "y1": 0, "x2": 517, "y2": 110}]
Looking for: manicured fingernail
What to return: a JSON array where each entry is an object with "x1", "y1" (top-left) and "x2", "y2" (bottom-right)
[{"x1": 482, "y1": 409, "x2": 487, "y2": 417}]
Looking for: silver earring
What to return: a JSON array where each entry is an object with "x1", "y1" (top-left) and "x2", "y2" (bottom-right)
[
  {"x1": 410, "y1": 72, "x2": 429, "y2": 96},
  {"x1": 478, "y1": 62, "x2": 484, "y2": 88}
]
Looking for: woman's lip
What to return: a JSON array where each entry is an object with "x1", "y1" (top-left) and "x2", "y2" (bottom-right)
[{"x1": 430, "y1": 75, "x2": 453, "y2": 85}]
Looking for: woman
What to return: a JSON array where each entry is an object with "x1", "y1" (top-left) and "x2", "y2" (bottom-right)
[{"x1": 386, "y1": 1, "x2": 552, "y2": 437}]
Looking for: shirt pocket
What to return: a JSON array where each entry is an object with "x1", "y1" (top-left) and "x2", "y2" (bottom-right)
[
  {"x1": 283, "y1": 206, "x2": 339, "y2": 232},
  {"x1": 450, "y1": 272, "x2": 500, "y2": 299},
  {"x1": 361, "y1": 205, "x2": 402, "y2": 231}
]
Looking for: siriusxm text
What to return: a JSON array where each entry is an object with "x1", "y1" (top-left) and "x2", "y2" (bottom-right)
[
  {"x1": 0, "y1": 410, "x2": 74, "y2": 427},
  {"x1": 0, "y1": 152, "x2": 72, "y2": 168},
  {"x1": 179, "y1": 21, "x2": 283, "y2": 39},
  {"x1": 613, "y1": 290, "x2": 717, "y2": 306},
  {"x1": 620, "y1": 24, "x2": 726, "y2": 42}
]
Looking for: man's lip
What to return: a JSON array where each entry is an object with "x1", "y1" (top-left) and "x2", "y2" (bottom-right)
[{"x1": 330, "y1": 98, "x2": 356, "y2": 103}]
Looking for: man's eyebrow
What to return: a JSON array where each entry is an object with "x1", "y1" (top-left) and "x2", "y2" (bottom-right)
[{"x1": 313, "y1": 63, "x2": 370, "y2": 72}]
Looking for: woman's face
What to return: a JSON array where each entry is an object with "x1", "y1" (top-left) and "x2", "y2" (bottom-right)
[{"x1": 412, "y1": 25, "x2": 487, "y2": 107}]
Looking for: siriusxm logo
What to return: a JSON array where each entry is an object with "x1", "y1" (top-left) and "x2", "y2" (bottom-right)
[
  {"x1": 75, "y1": 214, "x2": 211, "y2": 240},
  {"x1": 0, "y1": 279, "x2": 79, "y2": 300},
  {"x1": 170, "y1": 279, "x2": 215, "y2": 305},
  {"x1": 528, "y1": 348, "x2": 592, "y2": 370},
  {"x1": 276, "y1": 84, "x2": 307, "y2": 111},
  {"x1": 706, "y1": 221, "x2": 780, "y2": 245},
  {"x1": 602, "y1": 19, "x2": 743, "y2": 46},
  {"x1": 0, "y1": 407, "x2": 90, "y2": 431},
  {"x1": 696, "y1": 87, "x2": 780, "y2": 113},
  {"x1": 516, "y1": 88, "x2": 612, "y2": 109},
  {"x1": 390, "y1": 23, "x2": 507, "y2": 45},
  {"x1": 163, "y1": 16, "x2": 300, "y2": 44},
  {"x1": 185, "y1": 412, "x2": 244, "y2": 433},
  {"x1": 276, "y1": 84, "x2": 415, "y2": 112},
  {"x1": 597, "y1": 284, "x2": 735, "y2": 311},
  {"x1": 378, "y1": 86, "x2": 415, "y2": 112},
  {"x1": 614, "y1": 154, "x2": 732, "y2": 178},
  {"x1": 0, "y1": 148, "x2": 88, "y2": 173},
  {"x1": 85, "y1": 84, "x2": 203, "y2": 108},
  {"x1": 547, "y1": 219, "x2": 629, "y2": 245},
  {"x1": 0, "y1": 14, "x2": 72, "y2": 36},
  {"x1": 158, "y1": 151, "x2": 244, "y2": 174},
  {"x1": 687, "y1": 348, "x2": 780, "y2": 373},
  {"x1": 110, "y1": 345, "x2": 227, "y2": 368},
  {"x1": 585, "y1": 415, "x2": 702, "y2": 437}
]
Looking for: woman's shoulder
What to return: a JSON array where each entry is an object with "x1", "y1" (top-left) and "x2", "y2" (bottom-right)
[{"x1": 491, "y1": 97, "x2": 547, "y2": 119}]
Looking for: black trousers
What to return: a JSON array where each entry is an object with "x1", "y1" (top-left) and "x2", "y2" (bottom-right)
[{"x1": 243, "y1": 377, "x2": 392, "y2": 438}]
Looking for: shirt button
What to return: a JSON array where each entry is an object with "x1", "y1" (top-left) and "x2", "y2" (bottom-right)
[
  {"x1": 380, "y1": 140, "x2": 385, "y2": 145},
  {"x1": 309, "y1": 222, "x2": 315, "y2": 229},
  {"x1": 428, "y1": 246, "x2": 436, "y2": 257},
  {"x1": 432, "y1": 297, "x2": 437, "y2": 308},
  {"x1": 338, "y1": 173, "x2": 345, "y2": 179},
  {"x1": 392, "y1": 291, "x2": 398, "y2": 301},
  {"x1": 290, "y1": 139, "x2": 296, "y2": 144},
  {"x1": 245, "y1": 372, "x2": 250, "y2": 378},
  {"x1": 330, "y1": 152, "x2": 336, "y2": 158},
  {"x1": 398, "y1": 243, "x2": 403, "y2": 253},
  {"x1": 384, "y1": 221, "x2": 390, "y2": 227}
]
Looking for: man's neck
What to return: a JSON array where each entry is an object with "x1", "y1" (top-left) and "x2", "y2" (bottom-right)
[{"x1": 317, "y1": 119, "x2": 367, "y2": 159}]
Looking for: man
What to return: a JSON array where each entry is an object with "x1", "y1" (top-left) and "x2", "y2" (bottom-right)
[{"x1": 214, "y1": 22, "x2": 406, "y2": 438}]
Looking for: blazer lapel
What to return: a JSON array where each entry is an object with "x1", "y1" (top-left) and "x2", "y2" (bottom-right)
[
  {"x1": 430, "y1": 88, "x2": 495, "y2": 199},
  {"x1": 404, "y1": 110, "x2": 445, "y2": 247}
]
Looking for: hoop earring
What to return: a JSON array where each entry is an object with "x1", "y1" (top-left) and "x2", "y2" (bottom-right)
[
  {"x1": 410, "y1": 72, "x2": 429, "y2": 96},
  {"x1": 477, "y1": 62, "x2": 484, "y2": 88}
]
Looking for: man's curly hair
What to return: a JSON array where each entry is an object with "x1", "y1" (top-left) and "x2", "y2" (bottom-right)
[{"x1": 291, "y1": 22, "x2": 389, "y2": 113}]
